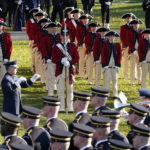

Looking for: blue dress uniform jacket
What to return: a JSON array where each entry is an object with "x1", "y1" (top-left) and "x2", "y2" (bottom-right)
[
  {"x1": 0, "y1": 135, "x2": 27, "y2": 150},
  {"x1": 140, "y1": 146, "x2": 150, "y2": 150},
  {"x1": 24, "y1": 0, "x2": 41, "y2": 10},
  {"x1": 108, "y1": 130, "x2": 129, "y2": 143},
  {"x1": 92, "y1": 106, "x2": 110, "y2": 116},
  {"x1": 1, "y1": 72, "x2": 33, "y2": 116},
  {"x1": 22, "y1": 126, "x2": 51, "y2": 150},
  {"x1": 94, "y1": 141, "x2": 110, "y2": 150}
]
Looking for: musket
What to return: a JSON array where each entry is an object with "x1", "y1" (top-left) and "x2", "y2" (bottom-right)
[{"x1": 64, "y1": 23, "x2": 68, "y2": 112}]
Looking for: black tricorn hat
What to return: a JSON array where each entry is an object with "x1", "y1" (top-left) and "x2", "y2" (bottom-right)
[
  {"x1": 71, "y1": 9, "x2": 84, "y2": 14},
  {"x1": 96, "y1": 27, "x2": 110, "y2": 32},
  {"x1": 88, "y1": 22, "x2": 100, "y2": 27},
  {"x1": 121, "y1": 13, "x2": 136, "y2": 19},
  {"x1": 105, "y1": 31, "x2": 120, "y2": 37},
  {"x1": 142, "y1": 29, "x2": 150, "y2": 34},
  {"x1": 129, "y1": 19, "x2": 143, "y2": 25}
]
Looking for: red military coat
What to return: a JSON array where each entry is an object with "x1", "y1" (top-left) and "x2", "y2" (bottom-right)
[
  {"x1": 120, "y1": 24, "x2": 130, "y2": 48},
  {"x1": 76, "y1": 21, "x2": 87, "y2": 46},
  {"x1": 126, "y1": 28, "x2": 143, "y2": 54},
  {"x1": 52, "y1": 42, "x2": 79, "y2": 77},
  {"x1": 0, "y1": 32, "x2": 12, "y2": 60},
  {"x1": 61, "y1": 18, "x2": 72, "y2": 27},
  {"x1": 26, "y1": 18, "x2": 35, "y2": 40},
  {"x1": 40, "y1": 33, "x2": 61, "y2": 60},
  {"x1": 138, "y1": 38, "x2": 150, "y2": 62},
  {"x1": 31, "y1": 22, "x2": 40, "y2": 41},
  {"x1": 84, "y1": 31, "x2": 98, "y2": 54},
  {"x1": 101, "y1": 41, "x2": 122, "y2": 67},
  {"x1": 34, "y1": 27, "x2": 46, "y2": 50},
  {"x1": 93, "y1": 36, "x2": 106, "y2": 61},
  {"x1": 68, "y1": 19, "x2": 79, "y2": 42}
]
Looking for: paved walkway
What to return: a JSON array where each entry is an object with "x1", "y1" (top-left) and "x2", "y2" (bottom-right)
[{"x1": 9, "y1": 31, "x2": 28, "y2": 41}]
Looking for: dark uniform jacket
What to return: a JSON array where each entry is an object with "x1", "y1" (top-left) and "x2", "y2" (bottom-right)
[
  {"x1": 23, "y1": 126, "x2": 51, "y2": 150},
  {"x1": 1, "y1": 72, "x2": 33, "y2": 115},
  {"x1": 43, "y1": 117, "x2": 68, "y2": 134},
  {"x1": 80, "y1": 146, "x2": 94, "y2": 150},
  {"x1": 94, "y1": 139, "x2": 109, "y2": 150},
  {"x1": 52, "y1": 0, "x2": 63, "y2": 7},
  {"x1": 82, "y1": 0, "x2": 95, "y2": 6},
  {"x1": 24, "y1": 0, "x2": 41, "y2": 10},
  {"x1": 92, "y1": 106, "x2": 110, "y2": 116},
  {"x1": 69, "y1": 111, "x2": 91, "y2": 132},
  {"x1": 108, "y1": 130, "x2": 129, "y2": 143},
  {"x1": 139, "y1": 145, "x2": 150, "y2": 150},
  {"x1": 99, "y1": 0, "x2": 113, "y2": 5},
  {"x1": 63, "y1": 0, "x2": 77, "y2": 8},
  {"x1": 69, "y1": 111, "x2": 92, "y2": 150},
  {"x1": 127, "y1": 130, "x2": 135, "y2": 145},
  {"x1": 0, "y1": 135, "x2": 27, "y2": 149}
]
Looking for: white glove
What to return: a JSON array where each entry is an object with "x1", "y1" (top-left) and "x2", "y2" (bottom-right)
[
  {"x1": 3, "y1": 59, "x2": 8, "y2": 62},
  {"x1": 142, "y1": 60, "x2": 147, "y2": 63},
  {"x1": 26, "y1": 7, "x2": 29, "y2": 10},
  {"x1": 133, "y1": 50, "x2": 138, "y2": 55},
  {"x1": 30, "y1": 74, "x2": 41, "y2": 82},
  {"x1": 64, "y1": 60, "x2": 70, "y2": 67},
  {"x1": 61, "y1": 57, "x2": 68, "y2": 65},
  {"x1": 115, "y1": 66, "x2": 120, "y2": 69},
  {"x1": 104, "y1": 66, "x2": 109, "y2": 69},
  {"x1": 47, "y1": 59, "x2": 52, "y2": 64},
  {"x1": 15, "y1": 77, "x2": 26, "y2": 86},
  {"x1": 95, "y1": 60, "x2": 100, "y2": 64},
  {"x1": 18, "y1": 0, "x2": 22, "y2": 5},
  {"x1": 105, "y1": 2, "x2": 111, "y2": 5}
]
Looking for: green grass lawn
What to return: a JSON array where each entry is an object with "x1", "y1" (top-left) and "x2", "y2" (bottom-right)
[{"x1": 0, "y1": 0, "x2": 148, "y2": 143}]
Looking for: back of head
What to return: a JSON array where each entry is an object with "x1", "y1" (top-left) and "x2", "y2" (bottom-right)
[{"x1": 1, "y1": 123, "x2": 19, "y2": 136}]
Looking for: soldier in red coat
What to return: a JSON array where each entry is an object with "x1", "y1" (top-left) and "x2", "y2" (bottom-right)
[
  {"x1": 26, "y1": 8, "x2": 40, "y2": 41},
  {"x1": 30, "y1": 11, "x2": 46, "y2": 74},
  {"x1": 26, "y1": 9, "x2": 45, "y2": 74},
  {"x1": 120, "y1": 13, "x2": 136, "y2": 80},
  {"x1": 138, "y1": 29, "x2": 150, "y2": 88},
  {"x1": 76, "y1": 14, "x2": 92, "y2": 77},
  {"x1": 61, "y1": 7, "x2": 74, "y2": 27},
  {"x1": 0, "y1": 20, "x2": 12, "y2": 83},
  {"x1": 84, "y1": 22, "x2": 99, "y2": 84},
  {"x1": 126, "y1": 19, "x2": 143, "y2": 85},
  {"x1": 68, "y1": 9, "x2": 83, "y2": 42},
  {"x1": 93, "y1": 27, "x2": 109, "y2": 87},
  {"x1": 33, "y1": 18, "x2": 50, "y2": 84},
  {"x1": 101, "y1": 31, "x2": 122, "y2": 97},
  {"x1": 41, "y1": 22, "x2": 61, "y2": 96},
  {"x1": 52, "y1": 27, "x2": 79, "y2": 112}
]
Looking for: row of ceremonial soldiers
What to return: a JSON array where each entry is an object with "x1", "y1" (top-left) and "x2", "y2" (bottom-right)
[
  {"x1": 1, "y1": 6, "x2": 150, "y2": 112},
  {"x1": 1, "y1": 87, "x2": 150, "y2": 150},
  {"x1": 25, "y1": 7, "x2": 150, "y2": 97}
]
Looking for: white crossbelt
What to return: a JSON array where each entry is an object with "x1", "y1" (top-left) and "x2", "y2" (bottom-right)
[{"x1": 56, "y1": 43, "x2": 72, "y2": 61}]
